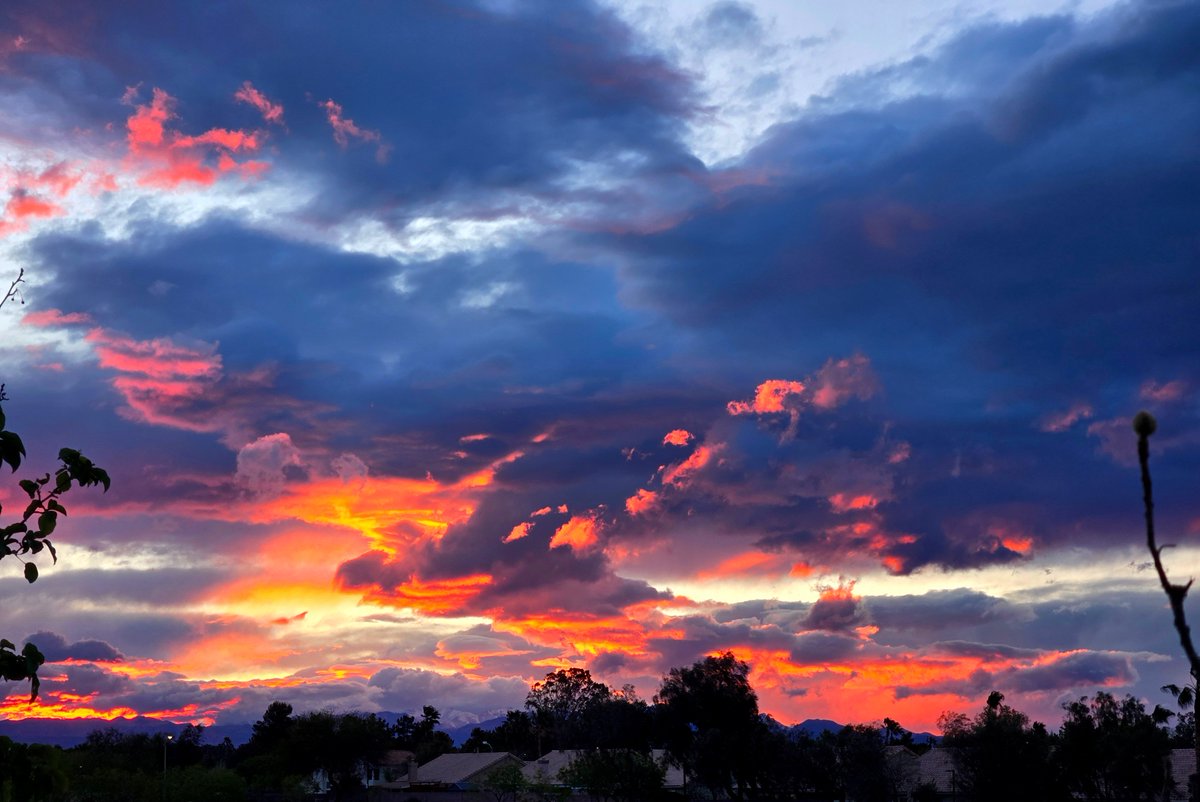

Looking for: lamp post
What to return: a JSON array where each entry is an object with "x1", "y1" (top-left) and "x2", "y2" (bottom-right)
[{"x1": 162, "y1": 733, "x2": 174, "y2": 802}]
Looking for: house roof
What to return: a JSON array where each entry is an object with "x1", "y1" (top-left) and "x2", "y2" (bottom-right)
[
  {"x1": 411, "y1": 752, "x2": 521, "y2": 785},
  {"x1": 917, "y1": 747, "x2": 962, "y2": 794}
]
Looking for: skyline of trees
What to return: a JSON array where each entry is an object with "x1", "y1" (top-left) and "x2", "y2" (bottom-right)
[{"x1": 2, "y1": 651, "x2": 1197, "y2": 800}]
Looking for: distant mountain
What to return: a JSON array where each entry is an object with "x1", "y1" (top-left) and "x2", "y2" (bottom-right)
[
  {"x1": 0, "y1": 715, "x2": 186, "y2": 748},
  {"x1": 1, "y1": 712, "x2": 935, "y2": 749},
  {"x1": 794, "y1": 718, "x2": 843, "y2": 736},
  {"x1": 445, "y1": 716, "x2": 507, "y2": 746},
  {"x1": 790, "y1": 719, "x2": 937, "y2": 744},
  {"x1": 0, "y1": 711, "x2": 491, "y2": 749}
]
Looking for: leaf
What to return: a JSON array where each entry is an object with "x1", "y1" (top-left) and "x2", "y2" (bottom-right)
[
  {"x1": 0, "y1": 405, "x2": 5, "y2": 429},
  {"x1": 24, "y1": 562, "x2": 37, "y2": 583},
  {"x1": 0, "y1": 430, "x2": 25, "y2": 471},
  {"x1": 48, "y1": 499, "x2": 67, "y2": 515},
  {"x1": 18, "y1": 479, "x2": 37, "y2": 498},
  {"x1": 37, "y1": 510, "x2": 56, "y2": 535},
  {"x1": 55, "y1": 470, "x2": 71, "y2": 493},
  {"x1": 47, "y1": 541, "x2": 57, "y2": 564}
]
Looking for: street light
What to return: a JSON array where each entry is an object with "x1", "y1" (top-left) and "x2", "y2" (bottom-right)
[{"x1": 162, "y1": 733, "x2": 174, "y2": 802}]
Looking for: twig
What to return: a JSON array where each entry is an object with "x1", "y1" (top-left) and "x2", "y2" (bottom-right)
[{"x1": 0, "y1": 268, "x2": 25, "y2": 310}]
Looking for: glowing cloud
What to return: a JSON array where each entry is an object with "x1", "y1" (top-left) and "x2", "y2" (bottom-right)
[
  {"x1": 22, "y1": 309, "x2": 93, "y2": 327},
  {"x1": 320, "y1": 98, "x2": 388, "y2": 161},
  {"x1": 549, "y1": 514, "x2": 600, "y2": 552},
  {"x1": 625, "y1": 488, "x2": 659, "y2": 516},
  {"x1": 663, "y1": 429, "x2": 693, "y2": 446},
  {"x1": 504, "y1": 521, "x2": 532, "y2": 543},
  {"x1": 124, "y1": 86, "x2": 269, "y2": 187},
  {"x1": 727, "y1": 379, "x2": 805, "y2": 416},
  {"x1": 234, "y1": 81, "x2": 286, "y2": 126},
  {"x1": 661, "y1": 444, "x2": 717, "y2": 487}
]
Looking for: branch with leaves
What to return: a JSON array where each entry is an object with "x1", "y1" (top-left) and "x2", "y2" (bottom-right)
[{"x1": 0, "y1": 389, "x2": 110, "y2": 699}]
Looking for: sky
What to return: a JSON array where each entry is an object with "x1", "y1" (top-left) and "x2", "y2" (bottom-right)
[{"x1": 1, "y1": 0, "x2": 1198, "y2": 736}]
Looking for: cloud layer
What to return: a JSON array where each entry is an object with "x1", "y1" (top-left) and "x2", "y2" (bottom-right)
[{"x1": 1, "y1": 0, "x2": 1198, "y2": 733}]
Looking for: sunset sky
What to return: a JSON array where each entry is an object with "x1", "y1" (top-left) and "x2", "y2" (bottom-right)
[{"x1": 1, "y1": 0, "x2": 1199, "y2": 736}]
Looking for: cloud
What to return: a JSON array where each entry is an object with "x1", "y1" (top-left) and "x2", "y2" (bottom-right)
[
  {"x1": 235, "y1": 432, "x2": 308, "y2": 497},
  {"x1": 234, "y1": 81, "x2": 285, "y2": 126},
  {"x1": 23, "y1": 631, "x2": 125, "y2": 663},
  {"x1": 320, "y1": 98, "x2": 388, "y2": 162},
  {"x1": 549, "y1": 514, "x2": 601, "y2": 552}
]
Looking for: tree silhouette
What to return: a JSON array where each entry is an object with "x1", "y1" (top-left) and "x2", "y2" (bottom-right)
[
  {"x1": 1135, "y1": 411, "x2": 1200, "y2": 800},
  {"x1": 655, "y1": 651, "x2": 765, "y2": 800},
  {"x1": 525, "y1": 667, "x2": 612, "y2": 751}
]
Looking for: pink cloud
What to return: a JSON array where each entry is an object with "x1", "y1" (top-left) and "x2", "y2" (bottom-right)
[
  {"x1": 1140, "y1": 379, "x2": 1187, "y2": 403},
  {"x1": 1039, "y1": 402, "x2": 1094, "y2": 433},
  {"x1": 123, "y1": 87, "x2": 270, "y2": 187},
  {"x1": 319, "y1": 99, "x2": 389, "y2": 162},
  {"x1": 828, "y1": 493, "x2": 879, "y2": 513},
  {"x1": 87, "y1": 329, "x2": 222, "y2": 380},
  {"x1": 22, "y1": 308, "x2": 93, "y2": 327},
  {"x1": 234, "y1": 81, "x2": 285, "y2": 126},
  {"x1": 84, "y1": 328, "x2": 224, "y2": 431},
  {"x1": 810, "y1": 353, "x2": 878, "y2": 410}
]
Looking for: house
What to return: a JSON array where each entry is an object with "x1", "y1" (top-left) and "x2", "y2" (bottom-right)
[
  {"x1": 912, "y1": 747, "x2": 964, "y2": 801},
  {"x1": 369, "y1": 750, "x2": 416, "y2": 786},
  {"x1": 308, "y1": 749, "x2": 415, "y2": 795},
  {"x1": 398, "y1": 751, "x2": 525, "y2": 790},
  {"x1": 882, "y1": 744, "x2": 920, "y2": 800}
]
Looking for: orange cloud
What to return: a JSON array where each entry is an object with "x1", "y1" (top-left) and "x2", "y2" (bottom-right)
[
  {"x1": 698, "y1": 551, "x2": 785, "y2": 580},
  {"x1": 727, "y1": 379, "x2": 805, "y2": 416},
  {"x1": 662, "y1": 429, "x2": 693, "y2": 446},
  {"x1": 828, "y1": 493, "x2": 879, "y2": 513},
  {"x1": 495, "y1": 611, "x2": 662, "y2": 658},
  {"x1": 367, "y1": 573, "x2": 493, "y2": 616},
  {"x1": 661, "y1": 444, "x2": 717, "y2": 487},
  {"x1": 251, "y1": 471, "x2": 486, "y2": 553},
  {"x1": 549, "y1": 514, "x2": 600, "y2": 552},
  {"x1": 504, "y1": 521, "x2": 532, "y2": 543},
  {"x1": 625, "y1": 488, "x2": 659, "y2": 516}
]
